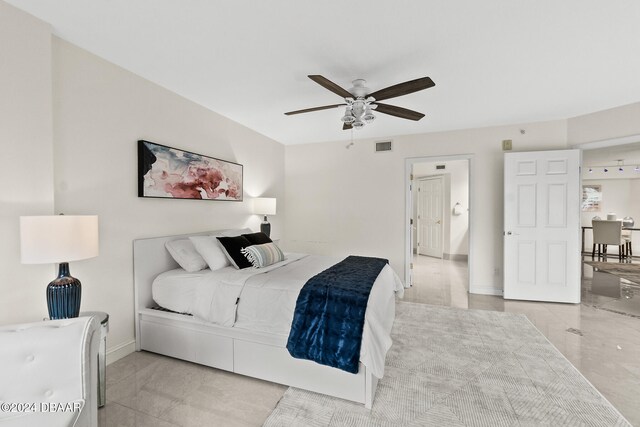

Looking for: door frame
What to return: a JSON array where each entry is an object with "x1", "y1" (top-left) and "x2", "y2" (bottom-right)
[
  {"x1": 405, "y1": 154, "x2": 475, "y2": 290},
  {"x1": 416, "y1": 175, "x2": 445, "y2": 258}
]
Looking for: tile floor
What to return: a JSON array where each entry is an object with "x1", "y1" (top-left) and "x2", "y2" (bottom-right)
[
  {"x1": 405, "y1": 254, "x2": 640, "y2": 425},
  {"x1": 102, "y1": 351, "x2": 285, "y2": 426},
  {"x1": 101, "y1": 255, "x2": 640, "y2": 426}
]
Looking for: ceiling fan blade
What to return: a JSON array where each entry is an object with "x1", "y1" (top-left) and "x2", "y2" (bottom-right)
[
  {"x1": 368, "y1": 77, "x2": 435, "y2": 102},
  {"x1": 308, "y1": 75, "x2": 353, "y2": 98},
  {"x1": 375, "y1": 103, "x2": 425, "y2": 121},
  {"x1": 343, "y1": 122, "x2": 352, "y2": 130},
  {"x1": 285, "y1": 104, "x2": 345, "y2": 115}
]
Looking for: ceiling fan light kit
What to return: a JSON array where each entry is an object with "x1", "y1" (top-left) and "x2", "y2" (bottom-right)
[
  {"x1": 341, "y1": 106, "x2": 355, "y2": 124},
  {"x1": 285, "y1": 75, "x2": 435, "y2": 130},
  {"x1": 363, "y1": 105, "x2": 376, "y2": 123}
]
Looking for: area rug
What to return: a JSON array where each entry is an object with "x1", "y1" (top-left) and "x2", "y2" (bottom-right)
[
  {"x1": 585, "y1": 261, "x2": 640, "y2": 286},
  {"x1": 264, "y1": 302, "x2": 630, "y2": 426}
]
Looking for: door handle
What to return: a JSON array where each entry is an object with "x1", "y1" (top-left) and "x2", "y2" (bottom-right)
[
  {"x1": 505, "y1": 231, "x2": 520, "y2": 236},
  {"x1": 436, "y1": 220, "x2": 441, "y2": 224}
]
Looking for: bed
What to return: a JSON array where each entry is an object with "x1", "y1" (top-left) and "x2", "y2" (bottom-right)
[{"x1": 133, "y1": 230, "x2": 403, "y2": 408}]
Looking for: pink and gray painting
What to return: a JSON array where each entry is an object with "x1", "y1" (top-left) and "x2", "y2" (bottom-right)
[{"x1": 139, "y1": 141, "x2": 242, "y2": 200}]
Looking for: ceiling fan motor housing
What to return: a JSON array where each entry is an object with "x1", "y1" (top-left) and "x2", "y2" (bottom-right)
[
  {"x1": 349, "y1": 79, "x2": 370, "y2": 98},
  {"x1": 344, "y1": 81, "x2": 377, "y2": 128}
]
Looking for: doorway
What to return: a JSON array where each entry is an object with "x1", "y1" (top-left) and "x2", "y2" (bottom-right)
[
  {"x1": 578, "y1": 141, "x2": 640, "y2": 258},
  {"x1": 405, "y1": 155, "x2": 472, "y2": 302},
  {"x1": 416, "y1": 176, "x2": 444, "y2": 258}
]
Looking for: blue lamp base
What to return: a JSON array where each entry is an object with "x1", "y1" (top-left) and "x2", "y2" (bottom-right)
[
  {"x1": 260, "y1": 215, "x2": 271, "y2": 238},
  {"x1": 47, "y1": 262, "x2": 82, "y2": 320}
]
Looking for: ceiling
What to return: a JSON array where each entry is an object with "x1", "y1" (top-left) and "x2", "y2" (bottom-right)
[{"x1": 8, "y1": 0, "x2": 640, "y2": 145}]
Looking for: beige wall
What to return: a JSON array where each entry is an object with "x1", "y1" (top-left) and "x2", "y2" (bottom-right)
[
  {"x1": 284, "y1": 121, "x2": 568, "y2": 294},
  {"x1": 52, "y1": 38, "x2": 285, "y2": 360},
  {"x1": 568, "y1": 102, "x2": 640, "y2": 145},
  {"x1": 0, "y1": 2, "x2": 55, "y2": 324}
]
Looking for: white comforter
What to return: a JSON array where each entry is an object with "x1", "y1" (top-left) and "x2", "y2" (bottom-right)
[{"x1": 153, "y1": 253, "x2": 403, "y2": 378}]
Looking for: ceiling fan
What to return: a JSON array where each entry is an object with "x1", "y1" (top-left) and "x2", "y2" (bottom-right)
[{"x1": 285, "y1": 75, "x2": 435, "y2": 130}]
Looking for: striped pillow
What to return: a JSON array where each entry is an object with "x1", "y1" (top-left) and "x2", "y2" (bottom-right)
[{"x1": 241, "y1": 242, "x2": 285, "y2": 268}]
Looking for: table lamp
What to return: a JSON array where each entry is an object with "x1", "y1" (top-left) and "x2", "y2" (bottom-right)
[
  {"x1": 20, "y1": 215, "x2": 99, "y2": 319},
  {"x1": 253, "y1": 198, "x2": 276, "y2": 237}
]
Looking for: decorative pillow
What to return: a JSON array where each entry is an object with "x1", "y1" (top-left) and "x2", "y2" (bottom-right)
[
  {"x1": 189, "y1": 236, "x2": 230, "y2": 271},
  {"x1": 242, "y1": 232, "x2": 272, "y2": 245},
  {"x1": 216, "y1": 236, "x2": 254, "y2": 269},
  {"x1": 165, "y1": 239, "x2": 208, "y2": 272},
  {"x1": 241, "y1": 242, "x2": 285, "y2": 268}
]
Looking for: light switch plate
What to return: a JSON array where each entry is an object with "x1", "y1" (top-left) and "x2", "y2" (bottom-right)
[{"x1": 502, "y1": 139, "x2": 513, "y2": 151}]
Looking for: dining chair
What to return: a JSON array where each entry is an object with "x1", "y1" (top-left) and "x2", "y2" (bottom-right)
[
  {"x1": 622, "y1": 230, "x2": 632, "y2": 258},
  {"x1": 592, "y1": 219, "x2": 626, "y2": 261}
]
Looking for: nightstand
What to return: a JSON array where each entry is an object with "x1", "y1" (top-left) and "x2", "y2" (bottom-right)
[{"x1": 81, "y1": 311, "x2": 109, "y2": 408}]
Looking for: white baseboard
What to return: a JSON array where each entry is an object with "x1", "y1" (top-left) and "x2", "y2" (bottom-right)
[
  {"x1": 443, "y1": 253, "x2": 469, "y2": 262},
  {"x1": 469, "y1": 286, "x2": 503, "y2": 296},
  {"x1": 106, "y1": 339, "x2": 136, "y2": 365}
]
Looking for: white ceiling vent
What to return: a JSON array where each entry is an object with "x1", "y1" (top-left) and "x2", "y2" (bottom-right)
[{"x1": 375, "y1": 140, "x2": 392, "y2": 152}]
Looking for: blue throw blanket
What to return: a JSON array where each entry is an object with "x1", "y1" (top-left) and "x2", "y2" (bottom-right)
[{"x1": 286, "y1": 255, "x2": 388, "y2": 374}]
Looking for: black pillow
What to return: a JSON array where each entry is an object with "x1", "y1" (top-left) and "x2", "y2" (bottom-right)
[
  {"x1": 242, "y1": 232, "x2": 272, "y2": 245},
  {"x1": 216, "y1": 236, "x2": 253, "y2": 269}
]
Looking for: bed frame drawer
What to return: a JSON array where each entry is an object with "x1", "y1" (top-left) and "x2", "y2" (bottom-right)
[
  {"x1": 234, "y1": 339, "x2": 366, "y2": 404},
  {"x1": 141, "y1": 318, "x2": 233, "y2": 371}
]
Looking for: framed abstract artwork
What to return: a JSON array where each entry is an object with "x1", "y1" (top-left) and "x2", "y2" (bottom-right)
[
  {"x1": 581, "y1": 184, "x2": 601, "y2": 212},
  {"x1": 138, "y1": 140, "x2": 243, "y2": 201}
]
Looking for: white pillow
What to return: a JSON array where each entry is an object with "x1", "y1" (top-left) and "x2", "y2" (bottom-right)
[
  {"x1": 189, "y1": 236, "x2": 230, "y2": 271},
  {"x1": 165, "y1": 239, "x2": 208, "y2": 272},
  {"x1": 221, "y1": 228, "x2": 253, "y2": 237}
]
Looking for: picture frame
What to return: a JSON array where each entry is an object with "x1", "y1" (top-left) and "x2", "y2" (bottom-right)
[
  {"x1": 138, "y1": 140, "x2": 243, "y2": 201},
  {"x1": 581, "y1": 184, "x2": 601, "y2": 212}
]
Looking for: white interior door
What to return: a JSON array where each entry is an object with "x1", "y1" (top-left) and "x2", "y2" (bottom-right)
[
  {"x1": 417, "y1": 176, "x2": 443, "y2": 258},
  {"x1": 503, "y1": 150, "x2": 581, "y2": 303}
]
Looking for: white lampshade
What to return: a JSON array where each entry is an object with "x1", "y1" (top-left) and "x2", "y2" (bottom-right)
[
  {"x1": 253, "y1": 198, "x2": 276, "y2": 215},
  {"x1": 20, "y1": 215, "x2": 99, "y2": 264}
]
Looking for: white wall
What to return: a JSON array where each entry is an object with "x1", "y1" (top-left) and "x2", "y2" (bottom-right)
[
  {"x1": 581, "y1": 179, "x2": 631, "y2": 226},
  {"x1": 449, "y1": 162, "x2": 469, "y2": 255},
  {"x1": 51, "y1": 38, "x2": 285, "y2": 361},
  {"x1": 0, "y1": 2, "x2": 55, "y2": 324},
  {"x1": 284, "y1": 121, "x2": 568, "y2": 294}
]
